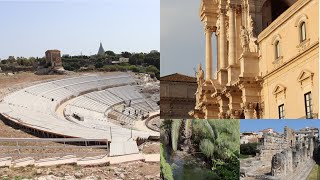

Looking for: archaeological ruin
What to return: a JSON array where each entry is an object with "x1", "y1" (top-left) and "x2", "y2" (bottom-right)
[{"x1": 240, "y1": 126, "x2": 319, "y2": 180}]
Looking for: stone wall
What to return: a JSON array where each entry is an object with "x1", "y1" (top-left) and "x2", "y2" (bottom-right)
[{"x1": 270, "y1": 137, "x2": 316, "y2": 179}]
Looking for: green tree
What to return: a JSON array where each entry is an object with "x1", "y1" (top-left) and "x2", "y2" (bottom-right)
[
  {"x1": 192, "y1": 119, "x2": 240, "y2": 179},
  {"x1": 95, "y1": 62, "x2": 104, "y2": 69},
  {"x1": 1, "y1": 60, "x2": 7, "y2": 64},
  {"x1": 240, "y1": 142, "x2": 259, "y2": 155},
  {"x1": 121, "y1": 51, "x2": 132, "y2": 58},
  {"x1": 105, "y1": 50, "x2": 116, "y2": 56}
]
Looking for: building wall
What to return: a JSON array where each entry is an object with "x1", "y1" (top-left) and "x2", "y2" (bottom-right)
[
  {"x1": 258, "y1": 0, "x2": 319, "y2": 118},
  {"x1": 160, "y1": 81, "x2": 197, "y2": 118}
]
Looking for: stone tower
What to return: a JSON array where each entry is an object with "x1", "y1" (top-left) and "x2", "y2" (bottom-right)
[
  {"x1": 45, "y1": 50, "x2": 62, "y2": 69},
  {"x1": 97, "y1": 42, "x2": 105, "y2": 56}
]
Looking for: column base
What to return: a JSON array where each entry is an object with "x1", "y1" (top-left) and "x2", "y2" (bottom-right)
[
  {"x1": 204, "y1": 104, "x2": 220, "y2": 119},
  {"x1": 217, "y1": 68, "x2": 228, "y2": 86},
  {"x1": 239, "y1": 52, "x2": 259, "y2": 78},
  {"x1": 227, "y1": 65, "x2": 240, "y2": 86}
]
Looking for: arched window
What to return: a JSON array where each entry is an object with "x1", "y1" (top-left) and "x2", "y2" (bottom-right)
[
  {"x1": 275, "y1": 41, "x2": 280, "y2": 59},
  {"x1": 300, "y1": 22, "x2": 306, "y2": 42}
]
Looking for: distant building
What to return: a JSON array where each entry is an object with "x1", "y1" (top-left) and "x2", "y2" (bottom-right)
[
  {"x1": 111, "y1": 61, "x2": 120, "y2": 64},
  {"x1": 119, "y1": 57, "x2": 129, "y2": 63},
  {"x1": 150, "y1": 50, "x2": 159, "y2": 53},
  {"x1": 160, "y1": 73, "x2": 197, "y2": 119},
  {"x1": 97, "y1": 42, "x2": 105, "y2": 56},
  {"x1": 295, "y1": 127, "x2": 319, "y2": 142},
  {"x1": 258, "y1": 128, "x2": 278, "y2": 136},
  {"x1": 240, "y1": 132, "x2": 260, "y2": 144},
  {"x1": 45, "y1": 50, "x2": 63, "y2": 69}
]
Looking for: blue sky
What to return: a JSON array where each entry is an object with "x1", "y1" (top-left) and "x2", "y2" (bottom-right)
[
  {"x1": 161, "y1": 0, "x2": 216, "y2": 77},
  {"x1": 241, "y1": 120, "x2": 320, "y2": 133},
  {"x1": 0, "y1": 0, "x2": 160, "y2": 59}
]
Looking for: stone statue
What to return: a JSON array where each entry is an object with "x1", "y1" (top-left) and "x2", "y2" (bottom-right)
[
  {"x1": 248, "y1": 15, "x2": 258, "y2": 52},
  {"x1": 196, "y1": 64, "x2": 204, "y2": 87},
  {"x1": 240, "y1": 25, "x2": 250, "y2": 52},
  {"x1": 195, "y1": 64, "x2": 204, "y2": 109}
]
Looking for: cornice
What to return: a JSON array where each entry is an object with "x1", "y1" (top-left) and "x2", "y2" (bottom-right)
[{"x1": 257, "y1": 0, "x2": 311, "y2": 42}]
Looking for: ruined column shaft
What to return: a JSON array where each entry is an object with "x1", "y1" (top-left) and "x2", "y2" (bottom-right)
[
  {"x1": 205, "y1": 27, "x2": 213, "y2": 80},
  {"x1": 219, "y1": 10, "x2": 227, "y2": 69},
  {"x1": 228, "y1": 5, "x2": 236, "y2": 66}
]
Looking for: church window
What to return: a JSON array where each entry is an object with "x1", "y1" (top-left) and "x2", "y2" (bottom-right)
[
  {"x1": 278, "y1": 104, "x2": 285, "y2": 119},
  {"x1": 275, "y1": 41, "x2": 280, "y2": 59},
  {"x1": 304, "y1": 92, "x2": 312, "y2": 119},
  {"x1": 300, "y1": 22, "x2": 306, "y2": 42}
]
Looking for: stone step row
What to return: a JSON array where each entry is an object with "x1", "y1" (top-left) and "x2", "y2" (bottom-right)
[{"x1": 0, "y1": 153, "x2": 160, "y2": 168}]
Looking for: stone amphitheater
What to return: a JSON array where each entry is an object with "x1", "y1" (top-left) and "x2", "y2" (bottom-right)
[{"x1": 0, "y1": 72, "x2": 160, "y2": 171}]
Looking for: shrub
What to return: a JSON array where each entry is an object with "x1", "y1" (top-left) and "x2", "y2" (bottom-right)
[
  {"x1": 160, "y1": 144, "x2": 174, "y2": 180},
  {"x1": 240, "y1": 142, "x2": 259, "y2": 155}
]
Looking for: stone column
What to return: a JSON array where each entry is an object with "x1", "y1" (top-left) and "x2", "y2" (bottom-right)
[
  {"x1": 228, "y1": 5, "x2": 236, "y2": 66},
  {"x1": 205, "y1": 26, "x2": 214, "y2": 81},
  {"x1": 219, "y1": 10, "x2": 227, "y2": 69}
]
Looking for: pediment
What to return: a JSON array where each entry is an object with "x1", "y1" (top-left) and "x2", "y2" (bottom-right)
[
  {"x1": 272, "y1": 84, "x2": 286, "y2": 95},
  {"x1": 297, "y1": 70, "x2": 314, "y2": 82}
]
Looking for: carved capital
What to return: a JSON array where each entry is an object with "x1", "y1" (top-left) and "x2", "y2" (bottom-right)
[
  {"x1": 242, "y1": 102, "x2": 258, "y2": 110},
  {"x1": 235, "y1": 5, "x2": 242, "y2": 15},
  {"x1": 219, "y1": 8, "x2": 227, "y2": 16},
  {"x1": 205, "y1": 26, "x2": 215, "y2": 34},
  {"x1": 228, "y1": 109, "x2": 241, "y2": 119},
  {"x1": 218, "y1": 112, "x2": 228, "y2": 119}
]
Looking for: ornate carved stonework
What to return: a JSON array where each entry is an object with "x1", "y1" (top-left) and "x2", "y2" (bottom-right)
[
  {"x1": 228, "y1": 109, "x2": 241, "y2": 119},
  {"x1": 240, "y1": 25, "x2": 250, "y2": 52},
  {"x1": 191, "y1": 0, "x2": 318, "y2": 119}
]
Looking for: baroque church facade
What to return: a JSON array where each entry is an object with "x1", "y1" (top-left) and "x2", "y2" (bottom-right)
[{"x1": 190, "y1": 0, "x2": 319, "y2": 119}]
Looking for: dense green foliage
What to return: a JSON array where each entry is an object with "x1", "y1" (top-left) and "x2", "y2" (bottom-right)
[
  {"x1": 192, "y1": 119, "x2": 240, "y2": 179},
  {"x1": 160, "y1": 119, "x2": 240, "y2": 179},
  {"x1": 160, "y1": 143, "x2": 174, "y2": 180},
  {"x1": 61, "y1": 51, "x2": 160, "y2": 78},
  {"x1": 240, "y1": 142, "x2": 260, "y2": 156}
]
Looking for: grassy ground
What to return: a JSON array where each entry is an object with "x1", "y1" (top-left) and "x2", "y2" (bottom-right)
[{"x1": 307, "y1": 164, "x2": 320, "y2": 180}]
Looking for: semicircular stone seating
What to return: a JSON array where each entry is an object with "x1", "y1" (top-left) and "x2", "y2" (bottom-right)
[{"x1": 0, "y1": 74, "x2": 159, "y2": 142}]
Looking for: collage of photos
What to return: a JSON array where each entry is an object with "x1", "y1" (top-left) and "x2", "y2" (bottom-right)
[
  {"x1": 0, "y1": 0, "x2": 319, "y2": 179},
  {"x1": 160, "y1": 0, "x2": 320, "y2": 179}
]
